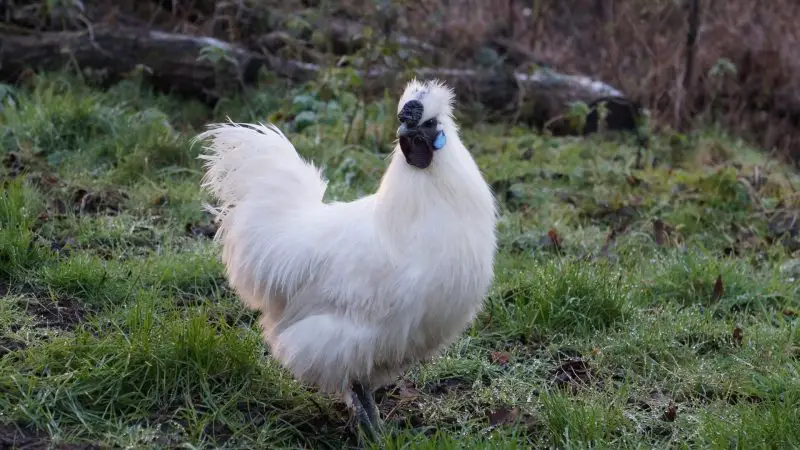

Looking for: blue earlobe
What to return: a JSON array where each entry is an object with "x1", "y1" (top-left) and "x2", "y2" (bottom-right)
[{"x1": 433, "y1": 130, "x2": 446, "y2": 150}]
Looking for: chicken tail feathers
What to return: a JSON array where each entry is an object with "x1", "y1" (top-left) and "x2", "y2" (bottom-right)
[{"x1": 194, "y1": 122, "x2": 327, "y2": 222}]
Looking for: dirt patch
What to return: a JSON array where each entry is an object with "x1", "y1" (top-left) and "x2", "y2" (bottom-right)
[
  {"x1": 486, "y1": 405, "x2": 539, "y2": 432},
  {"x1": 2, "y1": 155, "x2": 63, "y2": 192},
  {"x1": 2, "y1": 152, "x2": 25, "y2": 177},
  {"x1": 767, "y1": 209, "x2": 800, "y2": 252},
  {"x1": 550, "y1": 356, "x2": 599, "y2": 392},
  {"x1": 590, "y1": 203, "x2": 641, "y2": 231},
  {"x1": 21, "y1": 296, "x2": 86, "y2": 331},
  {"x1": 27, "y1": 172, "x2": 62, "y2": 192},
  {"x1": 420, "y1": 376, "x2": 474, "y2": 396},
  {"x1": 0, "y1": 338, "x2": 27, "y2": 358},
  {"x1": 373, "y1": 380, "x2": 425, "y2": 428},
  {"x1": 47, "y1": 237, "x2": 79, "y2": 256},
  {"x1": 0, "y1": 423, "x2": 101, "y2": 450},
  {"x1": 32, "y1": 199, "x2": 70, "y2": 232},
  {"x1": 185, "y1": 221, "x2": 218, "y2": 239},
  {"x1": 150, "y1": 398, "x2": 354, "y2": 448},
  {"x1": 289, "y1": 403, "x2": 356, "y2": 448},
  {"x1": 72, "y1": 187, "x2": 129, "y2": 216},
  {"x1": 723, "y1": 225, "x2": 767, "y2": 256}
]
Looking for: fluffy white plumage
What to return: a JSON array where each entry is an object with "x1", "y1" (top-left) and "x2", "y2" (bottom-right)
[{"x1": 195, "y1": 79, "x2": 497, "y2": 399}]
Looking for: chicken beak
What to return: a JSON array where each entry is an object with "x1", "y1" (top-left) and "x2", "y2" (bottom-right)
[{"x1": 397, "y1": 124, "x2": 433, "y2": 169}]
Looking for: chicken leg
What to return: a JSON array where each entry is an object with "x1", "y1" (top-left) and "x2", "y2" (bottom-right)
[
  {"x1": 346, "y1": 381, "x2": 381, "y2": 440},
  {"x1": 352, "y1": 382, "x2": 380, "y2": 427}
]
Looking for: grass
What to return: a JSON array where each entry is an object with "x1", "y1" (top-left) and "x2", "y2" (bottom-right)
[{"x1": 0, "y1": 72, "x2": 799, "y2": 449}]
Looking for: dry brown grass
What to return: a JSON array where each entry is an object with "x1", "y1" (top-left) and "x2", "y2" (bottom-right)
[
  {"x1": 331, "y1": 0, "x2": 800, "y2": 165},
  {"x1": 4, "y1": 0, "x2": 799, "y2": 165}
]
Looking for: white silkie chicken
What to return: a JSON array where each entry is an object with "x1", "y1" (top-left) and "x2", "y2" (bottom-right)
[{"x1": 195, "y1": 79, "x2": 497, "y2": 435}]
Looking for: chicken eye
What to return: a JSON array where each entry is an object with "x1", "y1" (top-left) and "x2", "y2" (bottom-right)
[{"x1": 422, "y1": 118, "x2": 437, "y2": 128}]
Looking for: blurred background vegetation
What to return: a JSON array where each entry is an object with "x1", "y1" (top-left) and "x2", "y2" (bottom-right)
[{"x1": 2, "y1": 0, "x2": 799, "y2": 166}]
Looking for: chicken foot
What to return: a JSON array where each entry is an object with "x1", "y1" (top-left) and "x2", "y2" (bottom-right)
[{"x1": 346, "y1": 381, "x2": 381, "y2": 441}]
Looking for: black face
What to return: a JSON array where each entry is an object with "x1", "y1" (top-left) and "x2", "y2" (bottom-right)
[{"x1": 397, "y1": 100, "x2": 439, "y2": 169}]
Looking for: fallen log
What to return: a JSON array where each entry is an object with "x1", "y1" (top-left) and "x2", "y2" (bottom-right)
[
  {"x1": 0, "y1": 25, "x2": 272, "y2": 102},
  {"x1": 0, "y1": 24, "x2": 637, "y2": 134}
]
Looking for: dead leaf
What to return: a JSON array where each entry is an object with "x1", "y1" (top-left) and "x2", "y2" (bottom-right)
[
  {"x1": 653, "y1": 219, "x2": 667, "y2": 246},
  {"x1": 490, "y1": 351, "x2": 510, "y2": 367},
  {"x1": 732, "y1": 326, "x2": 743, "y2": 346},
  {"x1": 712, "y1": 276, "x2": 724, "y2": 302},
  {"x1": 662, "y1": 401, "x2": 677, "y2": 422},
  {"x1": 547, "y1": 228, "x2": 563, "y2": 252},
  {"x1": 533, "y1": 227, "x2": 565, "y2": 253},
  {"x1": 487, "y1": 406, "x2": 519, "y2": 426}
]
